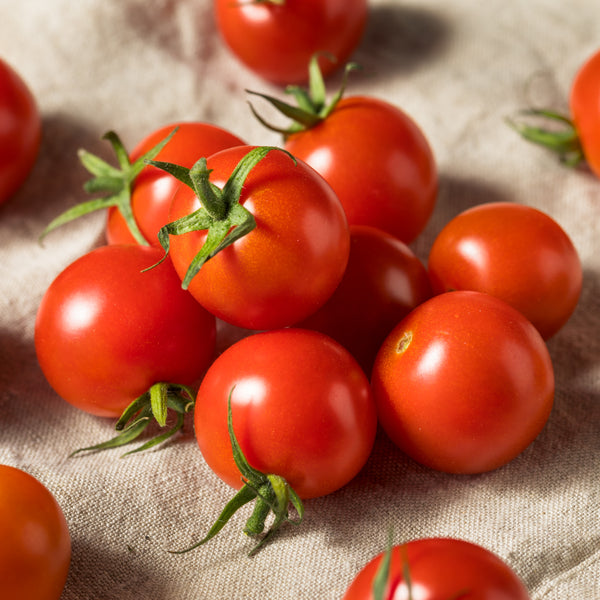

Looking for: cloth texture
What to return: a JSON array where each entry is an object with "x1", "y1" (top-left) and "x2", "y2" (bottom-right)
[{"x1": 1, "y1": 1, "x2": 599, "y2": 598}]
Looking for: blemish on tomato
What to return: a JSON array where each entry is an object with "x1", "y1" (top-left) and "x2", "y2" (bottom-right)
[{"x1": 395, "y1": 331, "x2": 412, "y2": 354}]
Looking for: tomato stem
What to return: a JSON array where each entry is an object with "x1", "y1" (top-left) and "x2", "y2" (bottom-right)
[
  {"x1": 39, "y1": 128, "x2": 178, "y2": 245},
  {"x1": 169, "y1": 390, "x2": 304, "y2": 556}
]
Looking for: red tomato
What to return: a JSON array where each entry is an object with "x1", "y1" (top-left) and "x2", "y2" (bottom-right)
[
  {"x1": 35, "y1": 244, "x2": 216, "y2": 417},
  {"x1": 194, "y1": 328, "x2": 377, "y2": 499},
  {"x1": 343, "y1": 537, "x2": 530, "y2": 599},
  {"x1": 299, "y1": 225, "x2": 432, "y2": 375},
  {"x1": 0, "y1": 465, "x2": 71, "y2": 600},
  {"x1": 214, "y1": 0, "x2": 367, "y2": 84},
  {"x1": 0, "y1": 58, "x2": 41, "y2": 204},
  {"x1": 371, "y1": 291, "x2": 554, "y2": 474},
  {"x1": 167, "y1": 145, "x2": 350, "y2": 330},
  {"x1": 570, "y1": 48, "x2": 600, "y2": 177},
  {"x1": 427, "y1": 202, "x2": 582, "y2": 340},
  {"x1": 284, "y1": 96, "x2": 438, "y2": 244},
  {"x1": 106, "y1": 122, "x2": 244, "y2": 245}
]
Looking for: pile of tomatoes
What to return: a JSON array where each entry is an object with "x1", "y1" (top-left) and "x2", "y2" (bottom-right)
[{"x1": 3, "y1": 4, "x2": 597, "y2": 598}]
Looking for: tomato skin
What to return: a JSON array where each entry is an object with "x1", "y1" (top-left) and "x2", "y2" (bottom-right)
[
  {"x1": 194, "y1": 328, "x2": 377, "y2": 499},
  {"x1": 284, "y1": 96, "x2": 438, "y2": 244},
  {"x1": 35, "y1": 244, "x2": 216, "y2": 417},
  {"x1": 0, "y1": 58, "x2": 41, "y2": 204},
  {"x1": 0, "y1": 465, "x2": 71, "y2": 600},
  {"x1": 299, "y1": 225, "x2": 432, "y2": 375},
  {"x1": 168, "y1": 145, "x2": 350, "y2": 330},
  {"x1": 106, "y1": 122, "x2": 244, "y2": 246},
  {"x1": 570, "y1": 49, "x2": 600, "y2": 178},
  {"x1": 371, "y1": 291, "x2": 554, "y2": 474},
  {"x1": 427, "y1": 202, "x2": 582, "y2": 340},
  {"x1": 214, "y1": 0, "x2": 367, "y2": 85},
  {"x1": 343, "y1": 537, "x2": 530, "y2": 600}
]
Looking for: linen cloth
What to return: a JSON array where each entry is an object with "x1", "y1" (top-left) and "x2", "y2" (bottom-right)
[{"x1": 1, "y1": 1, "x2": 599, "y2": 598}]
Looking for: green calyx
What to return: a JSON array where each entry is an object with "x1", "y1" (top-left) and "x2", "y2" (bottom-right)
[
  {"x1": 39, "y1": 128, "x2": 177, "y2": 245},
  {"x1": 69, "y1": 382, "x2": 196, "y2": 458},
  {"x1": 506, "y1": 108, "x2": 584, "y2": 168},
  {"x1": 146, "y1": 145, "x2": 294, "y2": 289},
  {"x1": 247, "y1": 53, "x2": 360, "y2": 138},
  {"x1": 170, "y1": 391, "x2": 304, "y2": 557}
]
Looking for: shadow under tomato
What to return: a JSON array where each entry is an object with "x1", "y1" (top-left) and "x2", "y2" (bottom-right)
[{"x1": 350, "y1": 3, "x2": 453, "y2": 82}]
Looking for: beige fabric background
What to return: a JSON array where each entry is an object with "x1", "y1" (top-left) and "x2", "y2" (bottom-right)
[{"x1": 1, "y1": 1, "x2": 599, "y2": 598}]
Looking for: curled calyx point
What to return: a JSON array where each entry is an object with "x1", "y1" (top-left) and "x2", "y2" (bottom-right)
[{"x1": 396, "y1": 331, "x2": 412, "y2": 355}]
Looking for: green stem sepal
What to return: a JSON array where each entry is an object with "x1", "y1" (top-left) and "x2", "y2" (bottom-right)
[
  {"x1": 145, "y1": 145, "x2": 294, "y2": 289},
  {"x1": 39, "y1": 128, "x2": 178, "y2": 245},
  {"x1": 506, "y1": 108, "x2": 584, "y2": 168},
  {"x1": 69, "y1": 382, "x2": 196, "y2": 458},
  {"x1": 246, "y1": 53, "x2": 360, "y2": 138},
  {"x1": 170, "y1": 391, "x2": 304, "y2": 557}
]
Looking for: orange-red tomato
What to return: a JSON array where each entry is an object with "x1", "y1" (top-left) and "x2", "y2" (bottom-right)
[
  {"x1": 0, "y1": 465, "x2": 71, "y2": 600},
  {"x1": 372, "y1": 291, "x2": 554, "y2": 474},
  {"x1": 427, "y1": 202, "x2": 582, "y2": 339}
]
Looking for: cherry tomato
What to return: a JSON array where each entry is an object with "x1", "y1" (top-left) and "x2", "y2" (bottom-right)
[
  {"x1": 427, "y1": 202, "x2": 582, "y2": 340},
  {"x1": 107, "y1": 122, "x2": 244, "y2": 245},
  {"x1": 284, "y1": 96, "x2": 438, "y2": 244},
  {"x1": 343, "y1": 537, "x2": 530, "y2": 599},
  {"x1": 299, "y1": 225, "x2": 432, "y2": 375},
  {"x1": 0, "y1": 57, "x2": 41, "y2": 204},
  {"x1": 214, "y1": 0, "x2": 367, "y2": 84},
  {"x1": 570, "y1": 48, "x2": 600, "y2": 177},
  {"x1": 371, "y1": 291, "x2": 554, "y2": 474},
  {"x1": 167, "y1": 145, "x2": 350, "y2": 330},
  {"x1": 194, "y1": 328, "x2": 377, "y2": 499},
  {"x1": 0, "y1": 465, "x2": 71, "y2": 600},
  {"x1": 35, "y1": 244, "x2": 216, "y2": 417}
]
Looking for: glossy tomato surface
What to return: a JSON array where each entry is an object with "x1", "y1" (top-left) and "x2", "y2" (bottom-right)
[
  {"x1": 194, "y1": 328, "x2": 377, "y2": 499},
  {"x1": 285, "y1": 96, "x2": 438, "y2": 244},
  {"x1": 35, "y1": 244, "x2": 216, "y2": 417},
  {"x1": 106, "y1": 122, "x2": 244, "y2": 245},
  {"x1": 300, "y1": 225, "x2": 432, "y2": 375},
  {"x1": 372, "y1": 291, "x2": 554, "y2": 474},
  {"x1": 0, "y1": 58, "x2": 41, "y2": 204},
  {"x1": 168, "y1": 145, "x2": 350, "y2": 330},
  {"x1": 214, "y1": 0, "x2": 367, "y2": 84},
  {"x1": 570, "y1": 48, "x2": 600, "y2": 178},
  {"x1": 342, "y1": 537, "x2": 530, "y2": 599},
  {"x1": 427, "y1": 201, "x2": 582, "y2": 339},
  {"x1": 0, "y1": 465, "x2": 71, "y2": 600}
]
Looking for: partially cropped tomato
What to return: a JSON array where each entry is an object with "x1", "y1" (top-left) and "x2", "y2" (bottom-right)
[
  {"x1": 343, "y1": 537, "x2": 530, "y2": 599},
  {"x1": 0, "y1": 58, "x2": 41, "y2": 204},
  {"x1": 0, "y1": 465, "x2": 71, "y2": 600},
  {"x1": 106, "y1": 122, "x2": 245, "y2": 245},
  {"x1": 214, "y1": 0, "x2": 367, "y2": 84},
  {"x1": 372, "y1": 291, "x2": 554, "y2": 474},
  {"x1": 35, "y1": 244, "x2": 216, "y2": 417},
  {"x1": 195, "y1": 328, "x2": 377, "y2": 499},
  {"x1": 283, "y1": 96, "x2": 438, "y2": 244},
  {"x1": 300, "y1": 225, "x2": 432, "y2": 375},
  {"x1": 165, "y1": 145, "x2": 350, "y2": 330},
  {"x1": 427, "y1": 202, "x2": 582, "y2": 339}
]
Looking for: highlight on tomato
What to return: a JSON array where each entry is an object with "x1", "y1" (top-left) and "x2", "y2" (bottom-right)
[
  {"x1": 508, "y1": 48, "x2": 600, "y2": 178},
  {"x1": 40, "y1": 122, "x2": 244, "y2": 246},
  {"x1": 372, "y1": 290, "x2": 555, "y2": 474},
  {"x1": 342, "y1": 536, "x2": 531, "y2": 600},
  {"x1": 214, "y1": 0, "x2": 368, "y2": 85},
  {"x1": 35, "y1": 244, "x2": 217, "y2": 453},
  {"x1": 183, "y1": 328, "x2": 377, "y2": 554},
  {"x1": 151, "y1": 145, "x2": 350, "y2": 330},
  {"x1": 0, "y1": 464, "x2": 71, "y2": 600},
  {"x1": 247, "y1": 55, "x2": 438, "y2": 244},
  {"x1": 427, "y1": 201, "x2": 582, "y2": 340},
  {"x1": 299, "y1": 225, "x2": 432, "y2": 376},
  {"x1": 0, "y1": 57, "x2": 41, "y2": 204}
]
